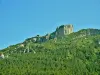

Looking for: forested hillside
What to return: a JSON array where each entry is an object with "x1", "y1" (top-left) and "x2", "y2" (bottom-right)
[{"x1": 0, "y1": 29, "x2": 100, "y2": 75}]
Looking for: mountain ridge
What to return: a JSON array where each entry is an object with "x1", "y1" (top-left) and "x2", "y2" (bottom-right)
[
  {"x1": 0, "y1": 25, "x2": 100, "y2": 54},
  {"x1": 0, "y1": 25, "x2": 100, "y2": 75}
]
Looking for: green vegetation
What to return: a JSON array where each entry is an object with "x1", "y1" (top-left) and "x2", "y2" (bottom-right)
[{"x1": 0, "y1": 29, "x2": 100, "y2": 75}]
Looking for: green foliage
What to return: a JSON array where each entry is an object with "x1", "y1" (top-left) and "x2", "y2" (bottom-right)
[{"x1": 0, "y1": 29, "x2": 100, "y2": 75}]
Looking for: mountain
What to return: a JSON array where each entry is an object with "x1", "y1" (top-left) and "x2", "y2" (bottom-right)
[{"x1": 0, "y1": 25, "x2": 100, "y2": 75}]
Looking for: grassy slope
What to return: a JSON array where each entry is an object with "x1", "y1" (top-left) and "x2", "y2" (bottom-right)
[{"x1": 0, "y1": 29, "x2": 100, "y2": 75}]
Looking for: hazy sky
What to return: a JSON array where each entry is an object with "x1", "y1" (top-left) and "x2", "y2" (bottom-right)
[{"x1": 0, "y1": 0, "x2": 100, "y2": 49}]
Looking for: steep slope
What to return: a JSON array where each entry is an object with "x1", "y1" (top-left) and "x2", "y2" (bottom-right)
[
  {"x1": 1, "y1": 28, "x2": 100, "y2": 54},
  {"x1": 0, "y1": 29, "x2": 100, "y2": 75}
]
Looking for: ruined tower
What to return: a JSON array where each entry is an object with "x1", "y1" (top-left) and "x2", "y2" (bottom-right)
[
  {"x1": 56, "y1": 24, "x2": 73, "y2": 37},
  {"x1": 25, "y1": 24, "x2": 74, "y2": 43}
]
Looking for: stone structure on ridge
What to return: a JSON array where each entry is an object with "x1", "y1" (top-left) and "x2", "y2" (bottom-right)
[
  {"x1": 25, "y1": 24, "x2": 74, "y2": 43},
  {"x1": 55, "y1": 24, "x2": 73, "y2": 37}
]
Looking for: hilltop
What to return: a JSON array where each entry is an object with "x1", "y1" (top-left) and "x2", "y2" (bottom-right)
[
  {"x1": 1, "y1": 24, "x2": 100, "y2": 54},
  {"x1": 0, "y1": 24, "x2": 100, "y2": 75}
]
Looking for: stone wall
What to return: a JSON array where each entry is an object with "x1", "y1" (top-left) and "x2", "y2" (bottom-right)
[
  {"x1": 56, "y1": 24, "x2": 73, "y2": 37},
  {"x1": 64, "y1": 24, "x2": 73, "y2": 35}
]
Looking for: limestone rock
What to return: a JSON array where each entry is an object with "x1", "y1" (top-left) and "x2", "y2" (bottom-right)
[{"x1": 0, "y1": 53, "x2": 5, "y2": 59}]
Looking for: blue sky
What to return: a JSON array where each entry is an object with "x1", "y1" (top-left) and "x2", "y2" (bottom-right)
[{"x1": 0, "y1": 0, "x2": 100, "y2": 49}]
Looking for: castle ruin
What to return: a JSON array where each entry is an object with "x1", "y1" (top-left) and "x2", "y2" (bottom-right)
[
  {"x1": 55, "y1": 24, "x2": 73, "y2": 37},
  {"x1": 25, "y1": 24, "x2": 73, "y2": 43}
]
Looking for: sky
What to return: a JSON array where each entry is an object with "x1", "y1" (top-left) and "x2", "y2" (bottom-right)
[{"x1": 0, "y1": 0, "x2": 100, "y2": 49}]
